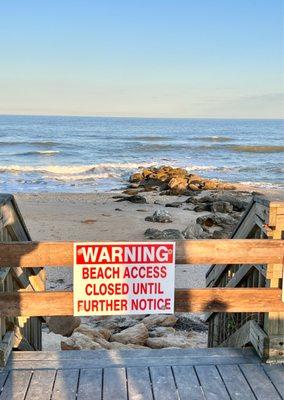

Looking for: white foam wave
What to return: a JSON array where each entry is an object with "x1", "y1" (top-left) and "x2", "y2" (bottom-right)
[{"x1": 0, "y1": 162, "x2": 158, "y2": 176}]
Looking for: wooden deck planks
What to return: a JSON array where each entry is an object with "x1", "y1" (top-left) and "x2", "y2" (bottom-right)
[
  {"x1": 239, "y1": 364, "x2": 282, "y2": 400},
  {"x1": 217, "y1": 365, "x2": 256, "y2": 400},
  {"x1": 51, "y1": 369, "x2": 79, "y2": 400},
  {"x1": 77, "y1": 368, "x2": 102, "y2": 400},
  {"x1": 0, "y1": 370, "x2": 32, "y2": 400},
  {"x1": 262, "y1": 364, "x2": 284, "y2": 398},
  {"x1": 195, "y1": 365, "x2": 230, "y2": 400},
  {"x1": 1, "y1": 349, "x2": 283, "y2": 400},
  {"x1": 150, "y1": 366, "x2": 179, "y2": 400},
  {"x1": 103, "y1": 367, "x2": 127, "y2": 400},
  {"x1": 172, "y1": 365, "x2": 206, "y2": 399},
  {"x1": 127, "y1": 367, "x2": 153, "y2": 400},
  {"x1": 25, "y1": 370, "x2": 56, "y2": 400}
]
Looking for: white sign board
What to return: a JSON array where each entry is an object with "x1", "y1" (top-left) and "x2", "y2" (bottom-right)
[{"x1": 73, "y1": 242, "x2": 175, "y2": 316}]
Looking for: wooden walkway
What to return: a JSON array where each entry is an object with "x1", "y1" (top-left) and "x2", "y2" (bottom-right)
[{"x1": 0, "y1": 348, "x2": 283, "y2": 399}]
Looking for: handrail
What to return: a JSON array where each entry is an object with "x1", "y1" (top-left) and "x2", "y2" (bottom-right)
[
  {"x1": 0, "y1": 239, "x2": 283, "y2": 317},
  {"x1": 0, "y1": 239, "x2": 283, "y2": 267}
]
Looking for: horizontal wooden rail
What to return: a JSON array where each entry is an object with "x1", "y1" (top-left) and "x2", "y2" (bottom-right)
[
  {"x1": 0, "y1": 240, "x2": 283, "y2": 267},
  {"x1": 0, "y1": 289, "x2": 283, "y2": 316}
]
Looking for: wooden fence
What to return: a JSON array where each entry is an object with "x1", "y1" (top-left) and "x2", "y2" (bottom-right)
[{"x1": 0, "y1": 239, "x2": 283, "y2": 318}]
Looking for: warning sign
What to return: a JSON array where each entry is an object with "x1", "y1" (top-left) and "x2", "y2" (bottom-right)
[{"x1": 73, "y1": 242, "x2": 175, "y2": 316}]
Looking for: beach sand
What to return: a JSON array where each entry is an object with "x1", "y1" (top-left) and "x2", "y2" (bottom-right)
[{"x1": 15, "y1": 184, "x2": 283, "y2": 291}]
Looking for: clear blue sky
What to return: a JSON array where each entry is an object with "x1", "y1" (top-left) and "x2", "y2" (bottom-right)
[{"x1": 0, "y1": 0, "x2": 283, "y2": 118}]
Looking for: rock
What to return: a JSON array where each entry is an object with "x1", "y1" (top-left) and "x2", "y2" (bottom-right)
[
  {"x1": 183, "y1": 224, "x2": 206, "y2": 239},
  {"x1": 122, "y1": 189, "x2": 141, "y2": 195},
  {"x1": 211, "y1": 201, "x2": 233, "y2": 213},
  {"x1": 110, "y1": 323, "x2": 148, "y2": 345},
  {"x1": 142, "y1": 314, "x2": 178, "y2": 329},
  {"x1": 93, "y1": 316, "x2": 139, "y2": 332},
  {"x1": 203, "y1": 180, "x2": 219, "y2": 190},
  {"x1": 174, "y1": 314, "x2": 208, "y2": 332},
  {"x1": 47, "y1": 316, "x2": 81, "y2": 337},
  {"x1": 42, "y1": 331, "x2": 65, "y2": 351},
  {"x1": 130, "y1": 172, "x2": 143, "y2": 182},
  {"x1": 162, "y1": 229, "x2": 184, "y2": 239},
  {"x1": 168, "y1": 177, "x2": 188, "y2": 195},
  {"x1": 149, "y1": 327, "x2": 176, "y2": 337},
  {"x1": 217, "y1": 183, "x2": 236, "y2": 190},
  {"x1": 74, "y1": 324, "x2": 112, "y2": 340},
  {"x1": 145, "y1": 209, "x2": 173, "y2": 223},
  {"x1": 146, "y1": 334, "x2": 192, "y2": 349},
  {"x1": 188, "y1": 183, "x2": 201, "y2": 191},
  {"x1": 116, "y1": 195, "x2": 147, "y2": 204},
  {"x1": 165, "y1": 201, "x2": 184, "y2": 208},
  {"x1": 216, "y1": 194, "x2": 250, "y2": 211},
  {"x1": 61, "y1": 332, "x2": 102, "y2": 350},
  {"x1": 196, "y1": 213, "x2": 236, "y2": 229},
  {"x1": 144, "y1": 228, "x2": 185, "y2": 240},
  {"x1": 193, "y1": 203, "x2": 211, "y2": 212},
  {"x1": 108, "y1": 342, "x2": 148, "y2": 350}
]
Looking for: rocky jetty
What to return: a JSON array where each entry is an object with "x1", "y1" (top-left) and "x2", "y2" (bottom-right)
[{"x1": 129, "y1": 165, "x2": 236, "y2": 195}]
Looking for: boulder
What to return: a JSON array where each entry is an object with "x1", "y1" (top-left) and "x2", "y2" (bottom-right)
[
  {"x1": 74, "y1": 324, "x2": 112, "y2": 340},
  {"x1": 144, "y1": 228, "x2": 184, "y2": 240},
  {"x1": 146, "y1": 334, "x2": 192, "y2": 349},
  {"x1": 110, "y1": 323, "x2": 148, "y2": 345},
  {"x1": 116, "y1": 195, "x2": 147, "y2": 204},
  {"x1": 47, "y1": 316, "x2": 81, "y2": 337},
  {"x1": 129, "y1": 172, "x2": 143, "y2": 182},
  {"x1": 211, "y1": 201, "x2": 233, "y2": 213},
  {"x1": 196, "y1": 213, "x2": 236, "y2": 229},
  {"x1": 193, "y1": 203, "x2": 212, "y2": 212},
  {"x1": 168, "y1": 177, "x2": 188, "y2": 195},
  {"x1": 165, "y1": 201, "x2": 184, "y2": 208},
  {"x1": 182, "y1": 224, "x2": 207, "y2": 239},
  {"x1": 149, "y1": 327, "x2": 176, "y2": 337},
  {"x1": 162, "y1": 229, "x2": 184, "y2": 239},
  {"x1": 145, "y1": 209, "x2": 173, "y2": 223},
  {"x1": 61, "y1": 332, "x2": 102, "y2": 350},
  {"x1": 203, "y1": 180, "x2": 219, "y2": 190},
  {"x1": 142, "y1": 314, "x2": 177, "y2": 329}
]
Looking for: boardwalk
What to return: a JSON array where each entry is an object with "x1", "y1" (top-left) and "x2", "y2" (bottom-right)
[{"x1": 0, "y1": 348, "x2": 283, "y2": 399}]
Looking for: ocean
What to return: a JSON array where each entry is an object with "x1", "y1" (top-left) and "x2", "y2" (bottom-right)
[{"x1": 0, "y1": 115, "x2": 283, "y2": 193}]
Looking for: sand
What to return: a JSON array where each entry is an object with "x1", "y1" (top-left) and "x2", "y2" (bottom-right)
[
  {"x1": 15, "y1": 183, "x2": 282, "y2": 291},
  {"x1": 15, "y1": 191, "x2": 210, "y2": 291}
]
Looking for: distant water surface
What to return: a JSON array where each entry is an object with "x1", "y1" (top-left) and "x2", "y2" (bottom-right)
[{"x1": 0, "y1": 115, "x2": 283, "y2": 192}]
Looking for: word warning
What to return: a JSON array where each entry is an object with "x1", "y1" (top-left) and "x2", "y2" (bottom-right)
[{"x1": 73, "y1": 242, "x2": 175, "y2": 316}]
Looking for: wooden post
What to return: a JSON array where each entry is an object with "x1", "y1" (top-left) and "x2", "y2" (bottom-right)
[{"x1": 264, "y1": 202, "x2": 284, "y2": 363}]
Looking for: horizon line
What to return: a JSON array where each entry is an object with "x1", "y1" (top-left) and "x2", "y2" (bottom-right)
[{"x1": 0, "y1": 113, "x2": 283, "y2": 121}]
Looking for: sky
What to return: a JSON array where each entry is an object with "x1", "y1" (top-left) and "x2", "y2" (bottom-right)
[{"x1": 0, "y1": 1, "x2": 283, "y2": 118}]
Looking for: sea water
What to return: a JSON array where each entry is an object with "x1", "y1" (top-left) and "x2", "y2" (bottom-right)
[{"x1": 0, "y1": 115, "x2": 283, "y2": 192}]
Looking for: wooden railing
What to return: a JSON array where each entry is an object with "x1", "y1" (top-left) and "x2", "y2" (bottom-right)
[{"x1": 0, "y1": 239, "x2": 283, "y2": 318}]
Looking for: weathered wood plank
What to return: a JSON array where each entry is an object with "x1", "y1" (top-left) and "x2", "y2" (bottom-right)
[
  {"x1": 0, "y1": 239, "x2": 283, "y2": 267},
  {"x1": 172, "y1": 365, "x2": 205, "y2": 400},
  {"x1": 6, "y1": 347, "x2": 259, "y2": 361},
  {"x1": 127, "y1": 367, "x2": 153, "y2": 400},
  {"x1": 0, "y1": 370, "x2": 8, "y2": 391},
  {"x1": 25, "y1": 370, "x2": 56, "y2": 400},
  {"x1": 51, "y1": 369, "x2": 79, "y2": 400},
  {"x1": 262, "y1": 364, "x2": 284, "y2": 398},
  {"x1": 77, "y1": 368, "x2": 102, "y2": 400},
  {"x1": 0, "y1": 370, "x2": 32, "y2": 400},
  {"x1": 0, "y1": 288, "x2": 283, "y2": 317},
  {"x1": 217, "y1": 365, "x2": 255, "y2": 400},
  {"x1": 239, "y1": 364, "x2": 282, "y2": 400},
  {"x1": 195, "y1": 365, "x2": 230, "y2": 400},
  {"x1": 150, "y1": 366, "x2": 178, "y2": 400},
  {"x1": 103, "y1": 368, "x2": 127, "y2": 400}
]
